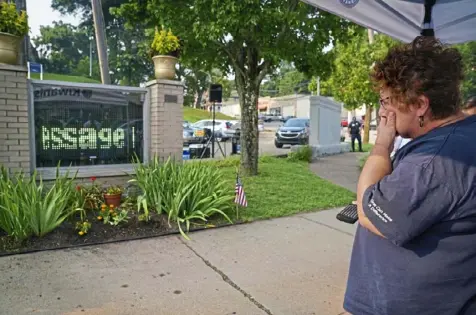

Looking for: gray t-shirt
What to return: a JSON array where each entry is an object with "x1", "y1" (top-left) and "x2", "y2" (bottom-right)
[{"x1": 344, "y1": 115, "x2": 476, "y2": 315}]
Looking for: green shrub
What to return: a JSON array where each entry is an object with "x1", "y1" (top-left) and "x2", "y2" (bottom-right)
[
  {"x1": 0, "y1": 168, "x2": 30, "y2": 240},
  {"x1": 0, "y1": 2, "x2": 29, "y2": 37},
  {"x1": 131, "y1": 157, "x2": 233, "y2": 239},
  {"x1": 0, "y1": 166, "x2": 80, "y2": 240},
  {"x1": 150, "y1": 28, "x2": 180, "y2": 56},
  {"x1": 288, "y1": 145, "x2": 313, "y2": 163}
]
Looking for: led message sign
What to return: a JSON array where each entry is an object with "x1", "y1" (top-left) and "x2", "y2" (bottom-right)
[
  {"x1": 33, "y1": 85, "x2": 144, "y2": 167},
  {"x1": 40, "y1": 126, "x2": 135, "y2": 150}
]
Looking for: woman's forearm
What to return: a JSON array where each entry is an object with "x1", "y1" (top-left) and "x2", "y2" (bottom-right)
[{"x1": 357, "y1": 145, "x2": 392, "y2": 236}]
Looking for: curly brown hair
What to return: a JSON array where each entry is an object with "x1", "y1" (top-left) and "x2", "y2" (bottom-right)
[{"x1": 371, "y1": 36, "x2": 464, "y2": 119}]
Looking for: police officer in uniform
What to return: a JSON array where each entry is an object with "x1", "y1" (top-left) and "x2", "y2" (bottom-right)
[{"x1": 348, "y1": 116, "x2": 363, "y2": 152}]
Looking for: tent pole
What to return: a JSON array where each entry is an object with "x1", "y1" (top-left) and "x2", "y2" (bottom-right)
[{"x1": 421, "y1": 0, "x2": 436, "y2": 37}]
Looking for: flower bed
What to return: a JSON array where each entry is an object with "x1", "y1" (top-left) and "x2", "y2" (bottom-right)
[
  {"x1": 0, "y1": 156, "x2": 355, "y2": 256},
  {"x1": 0, "y1": 158, "x2": 235, "y2": 255}
]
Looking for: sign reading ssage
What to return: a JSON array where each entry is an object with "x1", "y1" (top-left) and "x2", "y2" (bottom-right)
[{"x1": 33, "y1": 85, "x2": 143, "y2": 167}]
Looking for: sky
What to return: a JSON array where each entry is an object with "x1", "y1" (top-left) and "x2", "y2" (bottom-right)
[{"x1": 26, "y1": 0, "x2": 80, "y2": 38}]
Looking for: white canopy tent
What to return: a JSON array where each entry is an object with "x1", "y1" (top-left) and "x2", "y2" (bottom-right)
[{"x1": 302, "y1": 0, "x2": 476, "y2": 44}]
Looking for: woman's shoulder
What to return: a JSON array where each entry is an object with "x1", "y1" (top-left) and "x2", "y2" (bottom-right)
[{"x1": 399, "y1": 125, "x2": 476, "y2": 169}]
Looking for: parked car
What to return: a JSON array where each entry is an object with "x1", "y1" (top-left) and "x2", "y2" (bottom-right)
[
  {"x1": 281, "y1": 115, "x2": 295, "y2": 123},
  {"x1": 223, "y1": 121, "x2": 241, "y2": 138},
  {"x1": 258, "y1": 120, "x2": 265, "y2": 132},
  {"x1": 274, "y1": 118, "x2": 310, "y2": 148},
  {"x1": 263, "y1": 114, "x2": 283, "y2": 122},
  {"x1": 183, "y1": 121, "x2": 207, "y2": 146},
  {"x1": 223, "y1": 120, "x2": 265, "y2": 137},
  {"x1": 191, "y1": 119, "x2": 234, "y2": 141}
]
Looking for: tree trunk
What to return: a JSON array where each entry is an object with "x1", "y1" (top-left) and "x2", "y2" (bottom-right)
[
  {"x1": 232, "y1": 46, "x2": 269, "y2": 176},
  {"x1": 195, "y1": 89, "x2": 204, "y2": 109},
  {"x1": 363, "y1": 105, "x2": 372, "y2": 144},
  {"x1": 236, "y1": 83, "x2": 260, "y2": 176}
]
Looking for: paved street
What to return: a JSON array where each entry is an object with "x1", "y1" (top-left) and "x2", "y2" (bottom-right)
[
  {"x1": 209, "y1": 131, "x2": 291, "y2": 159},
  {"x1": 0, "y1": 209, "x2": 356, "y2": 315}
]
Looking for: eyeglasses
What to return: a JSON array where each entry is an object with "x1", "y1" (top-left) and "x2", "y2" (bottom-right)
[{"x1": 379, "y1": 97, "x2": 390, "y2": 109}]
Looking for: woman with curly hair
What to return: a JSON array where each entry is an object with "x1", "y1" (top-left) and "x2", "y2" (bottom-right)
[{"x1": 344, "y1": 36, "x2": 476, "y2": 315}]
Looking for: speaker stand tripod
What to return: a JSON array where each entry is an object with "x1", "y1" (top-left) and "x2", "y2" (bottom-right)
[{"x1": 200, "y1": 101, "x2": 226, "y2": 159}]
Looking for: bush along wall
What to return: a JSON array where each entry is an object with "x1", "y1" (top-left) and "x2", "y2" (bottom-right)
[{"x1": 0, "y1": 158, "x2": 235, "y2": 254}]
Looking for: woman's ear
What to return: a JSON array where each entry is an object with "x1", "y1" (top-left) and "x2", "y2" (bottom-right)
[{"x1": 415, "y1": 95, "x2": 430, "y2": 117}]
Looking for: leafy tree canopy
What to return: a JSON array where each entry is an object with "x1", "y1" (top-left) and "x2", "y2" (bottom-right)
[
  {"x1": 456, "y1": 42, "x2": 476, "y2": 101},
  {"x1": 112, "y1": 0, "x2": 349, "y2": 175},
  {"x1": 33, "y1": 21, "x2": 99, "y2": 78},
  {"x1": 328, "y1": 28, "x2": 397, "y2": 110}
]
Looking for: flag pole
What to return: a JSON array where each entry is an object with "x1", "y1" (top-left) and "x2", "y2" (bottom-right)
[{"x1": 235, "y1": 166, "x2": 239, "y2": 220}]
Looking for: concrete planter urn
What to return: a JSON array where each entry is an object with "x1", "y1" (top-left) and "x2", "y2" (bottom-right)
[
  {"x1": 0, "y1": 32, "x2": 21, "y2": 65},
  {"x1": 152, "y1": 55, "x2": 178, "y2": 80}
]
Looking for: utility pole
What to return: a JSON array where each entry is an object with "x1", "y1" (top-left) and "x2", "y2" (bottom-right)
[
  {"x1": 368, "y1": 28, "x2": 374, "y2": 44},
  {"x1": 91, "y1": 0, "x2": 111, "y2": 84},
  {"x1": 89, "y1": 36, "x2": 94, "y2": 77},
  {"x1": 15, "y1": 0, "x2": 28, "y2": 66},
  {"x1": 316, "y1": 76, "x2": 320, "y2": 96}
]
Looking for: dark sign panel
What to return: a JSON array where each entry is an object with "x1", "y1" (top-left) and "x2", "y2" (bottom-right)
[{"x1": 33, "y1": 86, "x2": 144, "y2": 167}]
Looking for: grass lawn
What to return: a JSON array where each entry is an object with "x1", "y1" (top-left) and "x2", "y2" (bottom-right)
[
  {"x1": 205, "y1": 156, "x2": 356, "y2": 221},
  {"x1": 30, "y1": 73, "x2": 101, "y2": 84},
  {"x1": 362, "y1": 143, "x2": 374, "y2": 152},
  {"x1": 183, "y1": 107, "x2": 235, "y2": 123},
  {"x1": 358, "y1": 143, "x2": 374, "y2": 169}
]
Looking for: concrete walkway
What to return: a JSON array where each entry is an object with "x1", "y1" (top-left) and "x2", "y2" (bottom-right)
[
  {"x1": 310, "y1": 152, "x2": 367, "y2": 193},
  {"x1": 0, "y1": 153, "x2": 362, "y2": 315},
  {"x1": 0, "y1": 209, "x2": 356, "y2": 315}
]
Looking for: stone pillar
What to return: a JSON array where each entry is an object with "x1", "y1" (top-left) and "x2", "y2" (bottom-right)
[
  {"x1": 306, "y1": 96, "x2": 350, "y2": 157},
  {"x1": 146, "y1": 79, "x2": 184, "y2": 162},
  {"x1": 0, "y1": 64, "x2": 30, "y2": 174}
]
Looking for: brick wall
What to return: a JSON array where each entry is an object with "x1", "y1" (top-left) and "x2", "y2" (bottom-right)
[
  {"x1": 147, "y1": 79, "x2": 184, "y2": 162},
  {"x1": 0, "y1": 65, "x2": 30, "y2": 174}
]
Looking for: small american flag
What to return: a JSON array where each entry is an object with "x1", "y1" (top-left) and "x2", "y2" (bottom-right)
[{"x1": 234, "y1": 175, "x2": 248, "y2": 207}]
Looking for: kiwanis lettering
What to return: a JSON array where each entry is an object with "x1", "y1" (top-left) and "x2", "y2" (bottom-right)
[
  {"x1": 40, "y1": 126, "x2": 136, "y2": 150},
  {"x1": 34, "y1": 88, "x2": 93, "y2": 99}
]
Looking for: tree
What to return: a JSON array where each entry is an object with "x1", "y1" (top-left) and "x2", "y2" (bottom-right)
[
  {"x1": 112, "y1": 0, "x2": 348, "y2": 175},
  {"x1": 51, "y1": 0, "x2": 125, "y2": 26},
  {"x1": 260, "y1": 77, "x2": 279, "y2": 97},
  {"x1": 277, "y1": 70, "x2": 310, "y2": 96},
  {"x1": 328, "y1": 28, "x2": 396, "y2": 143},
  {"x1": 180, "y1": 64, "x2": 232, "y2": 108},
  {"x1": 456, "y1": 42, "x2": 476, "y2": 100},
  {"x1": 33, "y1": 22, "x2": 99, "y2": 78},
  {"x1": 51, "y1": 0, "x2": 152, "y2": 85},
  {"x1": 260, "y1": 62, "x2": 311, "y2": 97},
  {"x1": 308, "y1": 77, "x2": 333, "y2": 96}
]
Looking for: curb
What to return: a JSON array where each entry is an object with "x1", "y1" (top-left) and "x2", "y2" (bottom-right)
[{"x1": 0, "y1": 220, "x2": 250, "y2": 258}]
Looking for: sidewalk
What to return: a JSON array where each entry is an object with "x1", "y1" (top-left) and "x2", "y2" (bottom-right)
[
  {"x1": 0, "y1": 153, "x2": 362, "y2": 315},
  {"x1": 310, "y1": 152, "x2": 366, "y2": 193},
  {"x1": 0, "y1": 209, "x2": 356, "y2": 315}
]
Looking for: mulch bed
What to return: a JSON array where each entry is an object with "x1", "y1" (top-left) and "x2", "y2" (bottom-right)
[{"x1": 0, "y1": 211, "x2": 241, "y2": 257}]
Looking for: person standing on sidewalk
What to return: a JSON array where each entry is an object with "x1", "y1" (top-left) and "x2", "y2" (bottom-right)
[
  {"x1": 348, "y1": 117, "x2": 363, "y2": 152},
  {"x1": 344, "y1": 36, "x2": 476, "y2": 315}
]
